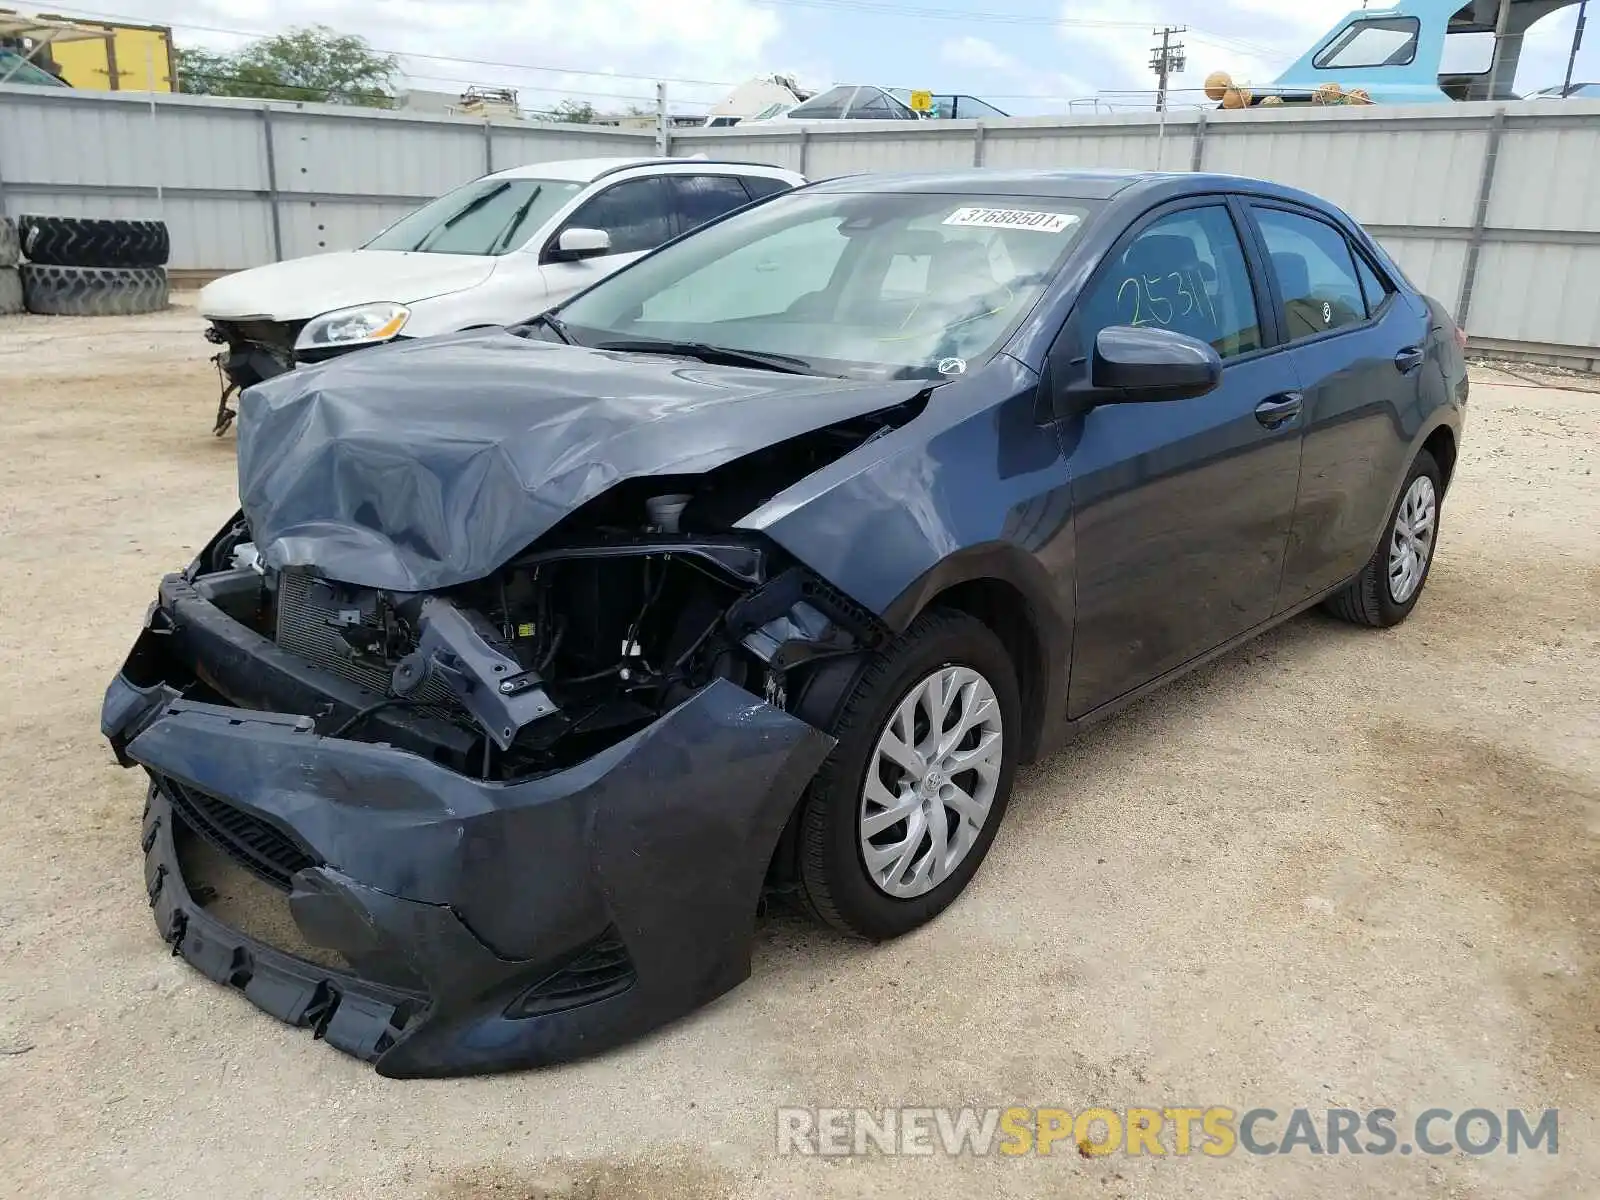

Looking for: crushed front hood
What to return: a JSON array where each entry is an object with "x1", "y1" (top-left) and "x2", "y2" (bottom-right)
[{"x1": 237, "y1": 329, "x2": 928, "y2": 591}]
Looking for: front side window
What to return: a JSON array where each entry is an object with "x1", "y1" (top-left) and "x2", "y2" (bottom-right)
[
  {"x1": 557, "y1": 191, "x2": 1095, "y2": 379},
  {"x1": 1077, "y1": 205, "x2": 1262, "y2": 360},
  {"x1": 553, "y1": 177, "x2": 672, "y2": 257},
  {"x1": 1253, "y1": 207, "x2": 1368, "y2": 339},
  {"x1": 365, "y1": 178, "x2": 582, "y2": 256},
  {"x1": 1313, "y1": 17, "x2": 1420, "y2": 70}
]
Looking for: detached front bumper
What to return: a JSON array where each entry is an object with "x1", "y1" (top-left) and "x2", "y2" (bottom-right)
[{"x1": 102, "y1": 589, "x2": 833, "y2": 1078}]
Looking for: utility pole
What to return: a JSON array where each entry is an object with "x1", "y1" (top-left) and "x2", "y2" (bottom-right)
[
  {"x1": 1150, "y1": 26, "x2": 1187, "y2": 113},
  {"x1": 1563, "y1": 0, "x2": 1589, "y2": 96}
]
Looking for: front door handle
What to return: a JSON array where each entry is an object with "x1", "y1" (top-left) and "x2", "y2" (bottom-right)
[
  {"x1": 1255, "y1": 392, "x2": 1303, "y2": 429},
  {"x1": 1395, "y1": 346, "x2": 1426, "y2": 373}
]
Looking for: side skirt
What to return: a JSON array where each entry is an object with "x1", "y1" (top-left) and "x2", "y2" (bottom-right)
[{"x1": 1048, "y1": 578, "x2": 1352, "y2": 749}]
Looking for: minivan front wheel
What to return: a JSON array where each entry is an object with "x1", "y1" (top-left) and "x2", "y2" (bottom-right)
[{"x1": 794, "y1": 609, "x2": 1020, "y2": 940}]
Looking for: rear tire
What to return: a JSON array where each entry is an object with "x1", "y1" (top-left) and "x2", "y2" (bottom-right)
[
  {"x1": 0, "y1": 268, "x2": 21, "y2": 316},
  {"x1": 1323, "y1": 448, "x2": 1442, "y2": 628},
  {"x1": 795, "y1": 608, "x2": 1020, "y2": 940},
  {"x1": 0, "y1": 217, "x2": 18, "y2": 269},
  {"x1": 19, "y1": 215, "x2": 170, "y2": 268},
  {"x1": 21, "y1": 264, "x2": 169, "y2": 316}
]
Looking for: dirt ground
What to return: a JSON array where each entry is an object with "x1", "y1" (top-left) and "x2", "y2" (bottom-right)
[{"x1": 0, "y1": 300, "x2": 1594, "y2": 1200}]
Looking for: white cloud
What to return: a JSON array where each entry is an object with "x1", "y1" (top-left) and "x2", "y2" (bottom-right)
[
  {"x1": 938, "y1": 34, "x2": 1093, "y2": 110},
  {"x1": 942, "y1": 35, "x2": 1020, "y2": 74}
]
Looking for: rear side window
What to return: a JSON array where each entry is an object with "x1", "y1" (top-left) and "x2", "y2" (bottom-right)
[
  {"x1": 557, "y1": 177, "x2": 672, "y2": 255},
  {"x1": 1313, "y1": 17, "x2": 1420, "y2": 69},
  {"x1": 1253, "y1": 207, "x2": 1368, "y2": 339},
  {"x1": 1354, "y1": 252, "x2": 1392, "y2": 316},
  {"x1": 668, "y1": 175, "x2": 754, "y2": 235},
  {"x1": 1078, "y1": 204, "x2": 1262, "y2": 360},
  {"x1": 741, "y1": 175, "x2": 794, "y2": 202}
]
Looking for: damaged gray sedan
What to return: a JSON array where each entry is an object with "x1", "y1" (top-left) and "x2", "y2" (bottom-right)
[{"x1": 102, "y1": 168, "x2": 1466, "y2": 1076}]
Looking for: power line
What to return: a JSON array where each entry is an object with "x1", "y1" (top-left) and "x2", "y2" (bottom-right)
[
  {"x1": 33, "y1": 3, "x2": 747, "y2": 88},
  {"x1": 39, "y1": 0, "x2": 1296, "y2": 106}
]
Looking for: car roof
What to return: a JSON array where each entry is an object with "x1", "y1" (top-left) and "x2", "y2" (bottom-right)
[
  {"x1": 489, "y1": 156, "x2": 801, "y2": 183},
  {"x1": 802, "y1": 168, "x2": 1341, "y2": 209}
]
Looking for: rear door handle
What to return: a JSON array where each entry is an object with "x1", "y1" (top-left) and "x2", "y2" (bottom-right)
[
  {"x1": 1255, "y1": 392, "x2": 1303, "y2": 429},
  {"x1": 1395, "y1": 346, "x2": 1426, "y2": 373}
]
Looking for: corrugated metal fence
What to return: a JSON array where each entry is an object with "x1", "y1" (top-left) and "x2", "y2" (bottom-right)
[
  {"x1": 0, "y1": 86, "x2": 655, "y2": 272},
  {"x1": 2, "y1": 85, "x2": 1598, "y2": 360}
]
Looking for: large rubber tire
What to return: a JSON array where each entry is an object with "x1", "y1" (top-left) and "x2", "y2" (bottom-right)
[
  {"x1": 794, "y1": 608, "x2": 1021, "y2": 940},
  {"x1": 21, "y1": 264, "x2": 169, "y2": 316},
  {"x1": 19, "y1": 215, "x2": 170, "y2": 268},
  {"x1": 1323, "y1": 448, "x2": 1443, "y2": 628},
  {"x1": 0, "y1": 217, "x2": 18, "y2": 268},
  {"x1": 0, "y1": 267, "x2": 21, "y2": 315}
]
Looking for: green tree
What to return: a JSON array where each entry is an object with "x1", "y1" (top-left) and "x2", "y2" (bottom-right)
[
  {"x1": 175, "y1": 26, "x2": 398, "y2": 108},
  {"x1": 550, "y1": 99, "x2": 599, "y2": 124}
]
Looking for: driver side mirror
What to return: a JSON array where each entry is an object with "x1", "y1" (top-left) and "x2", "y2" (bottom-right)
[
  {"x1": 550, "y1": 227, "x2": 612, "y2": 262},
  {"x1": 1089, "y1": 325, "x2": 1222, "y2": 403}
]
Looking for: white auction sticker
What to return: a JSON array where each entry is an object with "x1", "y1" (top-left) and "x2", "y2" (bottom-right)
[{"x1": 942, "y1": 207, "x2": 1079, "y2": 233}]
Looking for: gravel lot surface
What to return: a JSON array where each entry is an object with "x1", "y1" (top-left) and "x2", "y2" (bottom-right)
[{"x1": 0, "y1": 303, "x2": 1594, "y2": 1199}]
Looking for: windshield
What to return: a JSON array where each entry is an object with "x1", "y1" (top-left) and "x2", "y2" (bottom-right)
[
  {"x1": 555, "y1": 190, "x2": 1095, "y2": 380},
  {"x1": 365, "y1": 177, "x2": 582, "y2": 256}
]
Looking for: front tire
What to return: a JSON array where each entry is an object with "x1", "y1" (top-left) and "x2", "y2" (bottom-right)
[
  {"x1": 795, "y1": 609, "x2": 1020, "y2": 940},
  {"x1": 1324, "y1": 448, "x2": 1443, "y2": 627}
]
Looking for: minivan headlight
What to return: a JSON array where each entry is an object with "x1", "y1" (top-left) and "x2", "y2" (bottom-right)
[{"x1": 295, "y1": 302, "x2": 410, "y2": 353}]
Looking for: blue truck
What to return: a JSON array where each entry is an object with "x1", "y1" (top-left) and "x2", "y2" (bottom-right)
[{"x1": 1218, "y1": 0, "x2": 1589, "y2": 105}]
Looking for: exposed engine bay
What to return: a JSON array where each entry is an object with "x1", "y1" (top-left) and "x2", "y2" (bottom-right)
[{"x1": 192, "y1": 418, "x2": 896, "y2": 781}]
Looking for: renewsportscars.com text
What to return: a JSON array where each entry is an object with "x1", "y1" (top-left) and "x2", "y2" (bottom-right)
[{"x1": 776, "y1": 1106, "x2": 1560, "y2": 1158}]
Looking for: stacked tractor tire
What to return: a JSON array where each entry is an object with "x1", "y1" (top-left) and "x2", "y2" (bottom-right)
[{"x1": 0, "y1": 214, "x2": 169, "y2": 316}]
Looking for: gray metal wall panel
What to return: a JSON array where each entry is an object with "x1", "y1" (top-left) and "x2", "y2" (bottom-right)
[
  {"x1": 803, "y1": 126, "x2": 974, "y2": 177},
  {"x1": 271, "y1": 114, "x2": 482, "y2": 196},
  {"x1": 1372, "y1": 236, "x2": 1469, "y2": 310},
  {"x1": 1469, "y1": 241, "x2": 1600, "y2": 348},
  {"x1": 277, "y1": 198, "x2": 417, "y2": 259},
  {"x1": 492, "y1": 125, "x2": 657, "y2": 167},
  {"x1": 1489, "y1": 121, "x2": 1600, "y2": 232},
  {"x1": 669, "y1": 131, "x2": 801, "y2": 170},
  {"x1": 4, "y1": 86, "x2": 1599, "y2": 355}
]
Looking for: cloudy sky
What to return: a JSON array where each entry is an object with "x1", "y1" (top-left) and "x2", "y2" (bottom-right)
[{"x1": 36, "y1": 0, "x2": 1600, "y2": 115}]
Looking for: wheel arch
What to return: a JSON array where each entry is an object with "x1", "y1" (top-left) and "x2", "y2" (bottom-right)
[
  {"x1": 1421, "y1": 423, "x2": 1458, "y2": 494},
  {"x1": 879, "y1": 542, "x2": 1071, "y2": 765}
]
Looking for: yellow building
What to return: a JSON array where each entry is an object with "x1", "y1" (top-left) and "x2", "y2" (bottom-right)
[{"x1": 37, "y1": 16, "x2": 176, "y2": 92}]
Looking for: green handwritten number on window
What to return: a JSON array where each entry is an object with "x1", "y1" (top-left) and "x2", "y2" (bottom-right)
[
  {"x1": 1143, "y1": 274, "x2": 1175, "y2": 325},
  {"x1": 1116, "y1": 267, "x2": 1221, "y2": 333},
  {"x1": 1116, "y1": 275, "x2": 1145, "y2": 326}
]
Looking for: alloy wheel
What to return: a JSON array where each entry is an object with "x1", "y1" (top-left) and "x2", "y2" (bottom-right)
[{"x1": 858, "y1": 664, "x2": 1005, "y2": 899}]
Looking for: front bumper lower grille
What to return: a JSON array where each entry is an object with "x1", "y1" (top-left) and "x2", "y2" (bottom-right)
[{"x1": 158, "y1": 773, "x2": 317, "y2": 890}]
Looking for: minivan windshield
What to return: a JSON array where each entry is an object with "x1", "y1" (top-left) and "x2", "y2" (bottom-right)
[
  {"x1": 365, "y1": 177, "x2": 582, "y2": 256},
  {"x1": 555, "y1": 190, "x2": 1095, "y2": 379}
]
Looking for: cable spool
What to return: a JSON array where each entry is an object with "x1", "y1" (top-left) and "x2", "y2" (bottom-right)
[{"x1": 1204, "y1": 70, "x2": 1232, "y2": 102}]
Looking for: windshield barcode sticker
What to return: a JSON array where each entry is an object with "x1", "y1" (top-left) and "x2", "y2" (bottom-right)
[{"x1": 943, "y1": 207, "x2": 1079, "y2": 233}]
